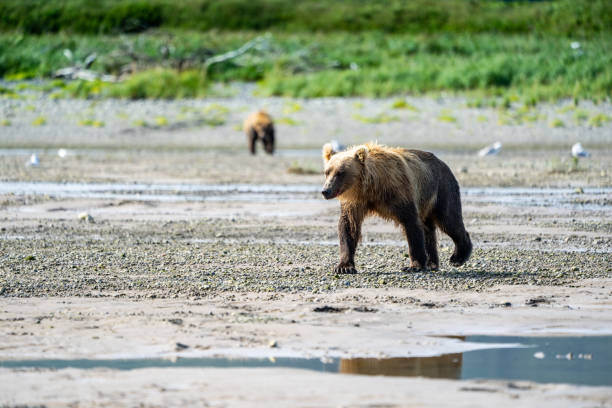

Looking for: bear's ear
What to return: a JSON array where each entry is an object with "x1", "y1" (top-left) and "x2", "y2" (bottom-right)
[
  {"x1": 322, "y1": 143, "x2": 335, "y2": 162},
  {"x1": 354, "y1": 146, "x2": 368, "y2": 163}
]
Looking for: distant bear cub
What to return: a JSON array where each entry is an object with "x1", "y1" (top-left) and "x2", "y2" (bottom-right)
[
  {"x1": 321, "y1": 142, "x2": 472, "y2": 273},
  {"x1": 244, "y1": 110, "x2": 275, "y2": 155}
]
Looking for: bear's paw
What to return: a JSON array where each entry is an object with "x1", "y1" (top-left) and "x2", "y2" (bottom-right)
[{"x1": 334, "y1": 264, "x2": 358, "y2": 274}]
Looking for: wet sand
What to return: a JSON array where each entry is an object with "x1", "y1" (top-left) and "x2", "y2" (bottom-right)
[{"x1": 1, "y1": 92, "x2": 611, "y2": 407}]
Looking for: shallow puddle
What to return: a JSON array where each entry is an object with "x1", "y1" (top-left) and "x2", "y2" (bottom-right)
[{"x1": 1, "y1": 336, "x2": 610, "y2": 386}]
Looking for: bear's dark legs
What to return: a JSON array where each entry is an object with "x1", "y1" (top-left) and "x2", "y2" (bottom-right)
[
  {"x1": 437, "y1": 216, "x2": 472, "y2": 267},
  {"x1": 247, "y1": 128, "x2": 257, "y2": 155},
  {"x1": 263, "y1": 127, "x2": 275, "y2": 155},
  {"x1": 336, "y1": 204, "x2": 365, "y2": 274},
  {"x1": 432, "y1": 173, "x2": 472, "y2": 267},
  {"x1": 394, "y1": 202, "x2": 428, "y2": 270},
  {"x1": 423, "y1": 217, "x2": 439, "y2": 270}
]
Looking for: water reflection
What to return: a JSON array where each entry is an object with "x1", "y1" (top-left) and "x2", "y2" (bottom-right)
[{"x1": 340, "y1": 353, "x2": 463, "y2": 379}]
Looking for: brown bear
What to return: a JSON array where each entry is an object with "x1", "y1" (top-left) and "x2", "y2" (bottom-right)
[
  {"x1": 244, "y1": 110, "x2": 275, "y2": 155},
  {"x1": 321, "y1": 142, "x2": 472, "y2": 274}
]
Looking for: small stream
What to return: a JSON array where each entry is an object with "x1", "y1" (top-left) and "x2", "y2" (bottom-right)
[{"x1": 1, "y1": 181, "x2": 610, "y2": 209}]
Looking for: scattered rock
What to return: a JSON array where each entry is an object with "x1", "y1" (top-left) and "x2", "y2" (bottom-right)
[
  {"x1": 533, "y1": 351, "x2": 545, "y2": 359},
  {"x1": 459, "y1": 387, "x2": 498, "y2": 393},
  {"x1": 175, "y1": 342, "x2": 189, "y2": 351},
  {"x1": 353, "y1": 306, "x2": 377, "y2": 313},
  {"x1": 526, "y1": 298, "x2": 549, "y2": 307},
  {"x1": 268, "y1": 340, "x2": 278, "y2": 348},
  {"x1": 507, "y1": 382, "x2": 532, "y2": 390},
  {"x1": 167, "y1": 318, "x2": 183, "y2": 325},
  {"x1": 313, "y1": 306, "x2": 347, "y2": 313}
]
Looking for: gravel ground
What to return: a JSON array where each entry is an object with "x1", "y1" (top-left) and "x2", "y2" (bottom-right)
[
  {"x1": 0, "y1": 202, "x2": 611, "y2": 297},
  {"x1": 1, "y1": 86, "x2": 611, "y2": 297}
]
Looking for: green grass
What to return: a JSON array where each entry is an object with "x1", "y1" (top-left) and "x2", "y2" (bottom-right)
[
  {"x1": 286, "y1": 162, "x2": 319, "y2": 175},
  {"x1": 588, "y1": 113, "x2": 611, "y2": 127},
  {"x1": 1, "y1": 0, "x2": 610, "y2": 36},
  {"x1": 573, "y1": 109, "x2": 589, "y2": 124},
  {"x1": 276, "y1": 117, "x2": 300, "y2": 126},
  {"x1": 282, "y1": 101, "x2": 302, "y2": 114},
  {"x1": 31, "y1": 116, "x2": 46, "y2": 126},
  {"x1": 203, "y1": 103, "x2": 230, "y2": 115},
  {"x1": 390, "y1": 99, "x2": 419, "y2": 111},
  {"x1": 549, "y1": 118, "x2": 565, "y2": 128},
  {"x1": 352, "y1": 113, "x2": 399, "y2": 124},
  {"x1": 154, "y1": 116, "x2": 168, "y2": 126},
  {"x1": 78, "y1": 118, "x2": 104, "y2": 127},
  {"x1": 0, "y1": 30, "x2": 610, "y2": 101},
  {"x1": 437, "y1": 110, "x2": 457, "y2": 123}
]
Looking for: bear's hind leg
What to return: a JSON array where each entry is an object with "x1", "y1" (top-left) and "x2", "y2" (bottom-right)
[
  {"x1": 394, "y1": 201, "x2": 428, "y2": 270},
  {"x1": 438, "y1": 217, "x2": 472, "y2": 267},
  {"x1": 423, "y1": 218, "x2": 439, "y2": 270}
]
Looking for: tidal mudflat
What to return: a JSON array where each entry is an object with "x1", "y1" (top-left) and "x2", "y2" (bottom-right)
[{"x1": 1, "y1": 92, "x2": 611, "y2": 407}]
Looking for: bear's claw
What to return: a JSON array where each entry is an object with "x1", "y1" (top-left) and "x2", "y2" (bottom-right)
[
  {"x1": 334, "y1": 264, "x2": 358, "y2": 274},
  {"x1": 450, "y1": 254, "x2": 468, "y2": 267}
]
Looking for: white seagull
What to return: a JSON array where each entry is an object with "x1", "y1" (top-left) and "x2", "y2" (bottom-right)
[
  {"x1": 478, "y1": 141, "x2": 502, "y2": 157},
  {"x1": 571, "y1": 143, "x2": 590, "y2": 158},
  {"x1": 330, "y1": 140, "x2": 346, "y2": 153},
  {"x1": 26, "y1": 153, "x2": 39, "y2": 167}
]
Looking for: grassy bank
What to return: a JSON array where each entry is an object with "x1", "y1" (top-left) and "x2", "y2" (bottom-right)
[
  {"x1": 1, "y1": 0, "x2": 610, "y2": 36},
  {"x1": 2, "y1": 31, "x2": 611, "y2": 102}
]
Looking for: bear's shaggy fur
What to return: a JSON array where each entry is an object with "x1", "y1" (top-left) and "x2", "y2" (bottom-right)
[
  {"x1": 321, "y1": 142, "x2": 472, "y2": 273},
  {"x1": 244, "y1": 110, "x2": 275, "y2": 155}
]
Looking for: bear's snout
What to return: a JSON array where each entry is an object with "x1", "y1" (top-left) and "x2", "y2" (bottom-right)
[{"x1": 321, "y1": 188, "x2": 333, "y2": 199}]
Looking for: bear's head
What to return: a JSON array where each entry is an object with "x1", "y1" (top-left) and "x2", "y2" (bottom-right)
[{"x1": 321, "y1": 143, "x2": 368, "y2": 200}]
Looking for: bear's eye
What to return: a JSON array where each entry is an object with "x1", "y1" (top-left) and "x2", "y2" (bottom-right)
[{"x1": 325, "y1": 169, "x2": 331, "y2": 177}]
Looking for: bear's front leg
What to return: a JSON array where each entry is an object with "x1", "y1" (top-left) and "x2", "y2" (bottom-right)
[
  {"x1": 335, "y1": 204, "x2": 364, "y2": 274},
  {"x1": 247, "y1": 127, "x2": 257, "y2": 155}
]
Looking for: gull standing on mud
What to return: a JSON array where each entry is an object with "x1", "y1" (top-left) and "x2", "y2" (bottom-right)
[
  {"x1": 26, "y1": 153, "x2": 39, "y2": 167},
  {"x1": 571, "y1": 142, "x2": 590, "y2": 158},
  {"x1": 330, "y1": 140, "x2": 346, "y2": 153},
  {"x1": 478, "y1": 141, "x2": 502, "y2": 157}
]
